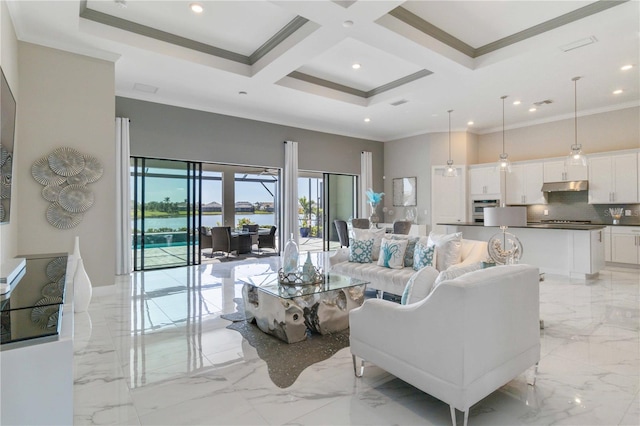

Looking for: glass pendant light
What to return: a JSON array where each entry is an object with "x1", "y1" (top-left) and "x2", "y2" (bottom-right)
[
  {"x1": 565, "y1": 76, "x2": 588, "y2": 168},
  {"x1": 496, "y1": 95, "x2": 512, "y2": 173},
  {"x1": 444, "y1": 109, "x2": 458, "y2": 177}
]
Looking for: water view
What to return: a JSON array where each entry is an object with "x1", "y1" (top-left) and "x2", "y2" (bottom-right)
[{"x1": 134, "y1": 213, "x2": 276, "y2": 231}]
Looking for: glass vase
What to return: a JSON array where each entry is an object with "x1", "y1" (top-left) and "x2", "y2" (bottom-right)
[
  {"x1": 369, "y1": 202, "x2": 379, "y2": 226},
  {"x1": 282, "y1": 233, "x2": 299, "y2": 274}
]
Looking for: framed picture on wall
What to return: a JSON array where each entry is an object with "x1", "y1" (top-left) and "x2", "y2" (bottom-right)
[{"x1": 392, "y1": 177, "x2": 417, "y2": 206}]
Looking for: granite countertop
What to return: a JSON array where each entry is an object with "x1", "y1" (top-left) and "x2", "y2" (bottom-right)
[{"x1": 439, "y1": 222, "x2": 609, "y2": 230}]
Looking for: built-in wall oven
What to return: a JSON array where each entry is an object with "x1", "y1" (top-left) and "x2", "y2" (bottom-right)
[{"x1": 472, "y1": 199, "x2": 500, "y2": 223}]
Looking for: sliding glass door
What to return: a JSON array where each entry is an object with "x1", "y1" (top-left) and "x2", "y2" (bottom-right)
[
  {"x1": 131, "y1": 158, "x2": 201, "y2": 270},
  {"x1": 323, "y1": 173, "x2": 357, "y2": 251}
]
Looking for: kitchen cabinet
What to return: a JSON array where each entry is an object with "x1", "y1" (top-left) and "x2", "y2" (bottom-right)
[
  {"x1": 469, "y1": 165, "x2": 501, "y2": 197},
  {"x1": 604, "y1": 226, "x2": 611, "y2": 262},
  {"x1": 588, "y1": 153, "x2": 638, "y2": 204},
  {"x1": 506, "y1": 162, "x2": 546, "y2": 205},
  {"x1": 572, "y1": 228, "x2": 605, "y2": 275},
  {"x1": 543, "y1": 160, "x2": 588, "y2": 182},
  {"x1": 610, "y1": 226, "x2": 640, "y2": 265}
]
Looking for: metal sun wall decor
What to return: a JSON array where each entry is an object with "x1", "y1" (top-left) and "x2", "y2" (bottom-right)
[{"x1": 32, "y1": 147, "x2": 103, "y2": 229}]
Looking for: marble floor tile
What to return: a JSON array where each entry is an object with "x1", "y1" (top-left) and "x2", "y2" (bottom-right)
[{"x1": 73, "y1": 258, "x2": 640, "y2": 425}]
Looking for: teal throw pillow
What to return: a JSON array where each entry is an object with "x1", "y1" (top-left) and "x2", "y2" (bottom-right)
[
  {"x1": 349, "y1": 238, "x2": 374, "y2": 263},
  {"x1": 413, "y1": 241, "x2": 435, "y2": 271},
  {"x1": 391, "y1": 236, "x2": 419, "y2": 268}
]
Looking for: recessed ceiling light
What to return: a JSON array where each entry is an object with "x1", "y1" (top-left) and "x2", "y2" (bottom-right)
[
  {"x1": 529, "y1": 107, "x2": 537, "y2": 112},
  {"x1": 352, "y1": 63, "x2": 361, "y2": 70},
  {"x1": 621, "y1": 64, "x2": 633, "y2": 71},
  {"x1": 343, "y1": 20, "x2": 354, "y2": 28},
  {"x1": 364, "y1": 118, "x2": 371, "y2": 122},
  {"x1": 467, "y1": 121, "x2": 474, "y2": 126},
  {"x1": 190, "y1": 3, "x2": 204, "y2": 13},
  {"x1": 513, "y1": 100, "x2": 521, "y2": 106},
  {"x1": 238, "y1": 91, "x2": 247, "y2": 95},
  {"x1": 613, "y1": 89, "x2": 623, "y2": 95}
]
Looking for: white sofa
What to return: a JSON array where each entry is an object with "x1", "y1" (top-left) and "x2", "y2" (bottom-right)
[
  {"x1": 349, "y1": 264, "x2": 541, "y2": 426},
  {"x1": 330, "y1": 238, "x2": 488, "y2": 296}
]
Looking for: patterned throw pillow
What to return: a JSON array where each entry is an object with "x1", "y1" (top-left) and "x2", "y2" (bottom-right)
[
  {"x1": 349, "y1": 238, "x2": 374, "y2": 263},
  {"x1": 413, "y1": 241, "x2": 436, "y2": 271},
  {"x1": 377, "y1": 238, "x2": 409, "y2": 269},
  {"x1": 353, "y1": 227, "x2": 386, "y2": 260},
  {"x1": 389, "y1": 235, "x2": 419, "y2": 268}
]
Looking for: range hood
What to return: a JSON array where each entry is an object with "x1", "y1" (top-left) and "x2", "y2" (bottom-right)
[{"x1": 541, "y1": 180, "x2": 589, "y2": 192}]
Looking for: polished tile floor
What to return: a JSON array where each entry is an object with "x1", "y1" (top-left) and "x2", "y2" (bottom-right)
[{"x1": 73, "y1": 256, "x2": 639, "y2": 425}]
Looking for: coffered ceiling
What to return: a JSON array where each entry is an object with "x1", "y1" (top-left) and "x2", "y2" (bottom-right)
[{"x1": 6, "y1": 0, "x2": 640, "y2": 141}]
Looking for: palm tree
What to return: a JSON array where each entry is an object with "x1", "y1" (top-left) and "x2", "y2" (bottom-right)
[{"x1": 298, "y1": 196, "x2": 315, "y2": 229}]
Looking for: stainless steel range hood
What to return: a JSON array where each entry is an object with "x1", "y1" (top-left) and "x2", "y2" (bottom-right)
[{"x1": 541, "y1": 180, "x2": 589, "y2": 192}]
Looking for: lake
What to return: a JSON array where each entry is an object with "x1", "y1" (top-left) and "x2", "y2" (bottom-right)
[{"x1": 134, "y1": 213, "x2": 276, "y2": 231}]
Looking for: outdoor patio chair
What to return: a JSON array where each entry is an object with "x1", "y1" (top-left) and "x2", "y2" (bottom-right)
[
  {"x1": 199, "y1": 226, "x2": 213, "y2": 257},
  {"x1": 211, "y1": 226, "x2": 238, "y2": 257},
  {"x1": 243, "y1": 224, "x2": 260, "y2": 247},
  {"x1": 258, "y1": 226, "x2": 277, "y2": 253}
]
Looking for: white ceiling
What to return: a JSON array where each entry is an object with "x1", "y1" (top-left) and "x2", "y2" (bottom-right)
[{"x1": 6, "y1": 0, "x2": 640, "y2": 142}]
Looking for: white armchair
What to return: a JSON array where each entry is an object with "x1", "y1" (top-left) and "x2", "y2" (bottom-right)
[{"x1": 349, "y1": 264, "x2": 540, "y2": 426}]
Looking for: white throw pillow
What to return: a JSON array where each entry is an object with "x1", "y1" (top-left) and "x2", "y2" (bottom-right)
[
  {"x1": 428, "y1": 232, "x2": 463, "y2": 271},
  {"x1": 401, "y1": 266, "x2": 438, "y2": 305},
  {"x1": 377, "y1": 238, "x2": 408, "y2": 269},
  {"x1": 433, "y1": 261, "x2": 484, "y2": 289},
  {"x1": 353, "y1": 227, "x2": 386, "y2": 261}
]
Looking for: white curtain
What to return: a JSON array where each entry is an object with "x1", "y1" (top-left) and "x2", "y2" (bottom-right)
[
  {"x1": 115, "y1": 117, "x2": 132, "y2": 275},
  {"x1": 360, "y1": 151, "x2": 373, "y2": 218},
  {"x1": 283, "y1": 141, "x2": 299, "y2": 249}
]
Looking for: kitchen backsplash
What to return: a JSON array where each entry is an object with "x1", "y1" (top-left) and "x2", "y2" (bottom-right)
[{"x1": 527, "y1": 191, "x2": 640, "y2": 225}]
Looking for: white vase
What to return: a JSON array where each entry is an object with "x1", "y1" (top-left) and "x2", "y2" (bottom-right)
[
  {"x1": 74, "y1": 258, "x2": 93, "y2": 313},
  {"x1": 71, "y1": 235, "x2": 81, "y2": 277},
  {"x1": 282, "y1": 233, "x2": 299, "y2": 274}
]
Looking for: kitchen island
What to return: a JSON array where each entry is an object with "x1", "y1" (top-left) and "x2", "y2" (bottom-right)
[{"x1": 440, "y1": 222, "x2": 606, "y2": 279}]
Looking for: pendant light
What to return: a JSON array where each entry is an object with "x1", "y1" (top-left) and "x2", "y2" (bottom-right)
[
  {"x1": 444, "y1": 109, "x2": 458, "y2": 177},
  {"x1": 565, "y1": 76, "x2": 587, "y2": 168},
  {"x1": 496, "y1": 95, "x2": 512, "y2": 173}
]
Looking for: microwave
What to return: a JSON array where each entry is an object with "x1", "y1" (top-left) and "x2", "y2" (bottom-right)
[{"x1": 472, "y1": 199, "x2": 500, "y2": 223}]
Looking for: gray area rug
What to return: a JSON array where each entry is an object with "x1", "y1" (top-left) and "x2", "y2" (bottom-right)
[{"x1": 222, "y1": 298, "x2": 350, "y2": 388}]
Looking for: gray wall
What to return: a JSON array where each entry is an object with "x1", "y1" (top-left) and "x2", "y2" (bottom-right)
[
  {"x1": 16, "y1": 43, "x2": 115, "y2": 287},
  {"x1": 477, "y1": 107, "x2": 640, "y2": 163},
  {"x1": 116, "y1": 97, "x2": 384, "y2": 191}
]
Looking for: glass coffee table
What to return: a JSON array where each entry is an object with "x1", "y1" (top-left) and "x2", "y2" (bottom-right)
[{"x1": 239, "y1": 272, "x2": 368, "y2": 343}]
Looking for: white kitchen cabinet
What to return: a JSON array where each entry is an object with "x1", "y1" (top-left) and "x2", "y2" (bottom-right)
[
  {"x1": 506, "y1": 162, "x2": 546, "y2": 205},
  {"x1": 589, "y1": 153, "x2": 638, "y2": 204},
  {"x1": 610, "y1": 226, "x2": 640, "y2": 265},
  {"x1": 604, "y1": 226, "x2": 611, "y2": 262},
  {"x1": 572, "y1": 228, "x2": 605, "y2": 275},
  {"x1": 469, "y1": 165, "x2": 501, "y2": 197},
  {"x1": 543, "y1": 160, "x2": 588, "y2": 182}
]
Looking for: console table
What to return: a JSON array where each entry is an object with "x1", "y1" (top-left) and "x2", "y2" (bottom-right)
[{"x1": 0, "y1": 253, "x2": 74, "y2": 425}]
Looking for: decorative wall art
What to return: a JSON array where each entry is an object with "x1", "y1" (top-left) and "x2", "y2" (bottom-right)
[
  {"x1": 392, "y1": 177, "x2": 417, "y2": 207},
  {"x1": 32, "y1": 147, "x2": 103, "y2": 229},
  {"x1": 1, "y1": 67, "x2": 17, "y2": 224}
]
